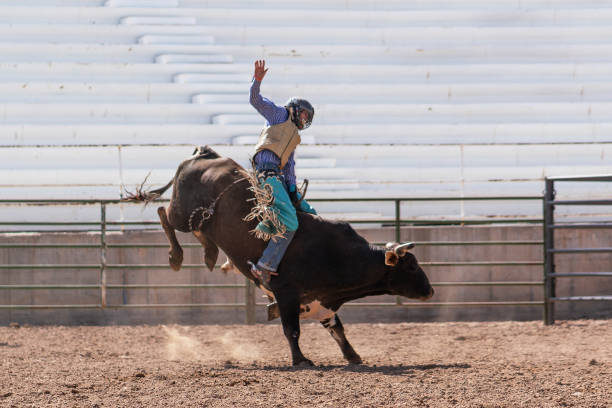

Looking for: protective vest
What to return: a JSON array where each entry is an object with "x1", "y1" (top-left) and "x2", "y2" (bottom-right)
[{"x1": 254, "y1": 110, "x2": 301, "y2": 169}]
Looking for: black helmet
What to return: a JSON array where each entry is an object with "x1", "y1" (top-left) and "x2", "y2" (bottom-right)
[{"x1": 286, "y1": 97, "x2": 314, "y2": 129}]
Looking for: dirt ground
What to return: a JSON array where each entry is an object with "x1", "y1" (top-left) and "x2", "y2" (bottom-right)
[{"x1": 1, "y1": 320, "x2": 610, "y2": 408}]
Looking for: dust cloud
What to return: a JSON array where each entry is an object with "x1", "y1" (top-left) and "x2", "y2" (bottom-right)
[
  {"x1": 162, "y1": 326, "x2": 261, "y2": 363},
  {"x1": 220, "y1": 331, "x2": 262, "y2": 361},
  {"x1": 163, "y1": 326, "x2": 202, "y2": 361}
]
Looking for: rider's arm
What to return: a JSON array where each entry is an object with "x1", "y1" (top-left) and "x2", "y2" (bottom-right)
[{"x1": 250, "y1": 79, "x2": 289, "y2": 126}]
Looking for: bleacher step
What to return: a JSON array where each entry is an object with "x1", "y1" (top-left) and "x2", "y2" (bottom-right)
[
  {"x1": 155, "y1": 54, "x2": 233, "y2": 64},
  {"x1": 3, "y1": 62, "x2": 612, "y2": 83},
  {"x1": 3, "y1": 123, "x2": 612, "y2": 147},
  {"x1": 174, "y1": 73, "x2": 248, "y2": 83},
  {"x1": 2, "y1": 6, "x2": 612, "y2": 27},
  {"x1": 6, "y1": 23, "x2": 612, "y2": 48},
  {"x1": 106, "y1": 0, "x2": 179, "y2": 7},
  {"x1": 192, "y1": 94, "x2": 246, "y2": 104},
  {"x1": 120, "y1": 16, "x2": 197, "y2": 25},
  {"x1": 138, "y1": 35, "x2": 214, "y2": 45},
  {"x1": 4, "y1": 43, "x2": 612, "y2": 65},
  {"x1": 0, "y1": 102, "x2": 611, "y2": 124},
  {"x1": 212, "y1": 114, "x2": 257, "y2": 125},
  {"x1": 5, "y1": 81, "x2": 612, "y2": 104}
]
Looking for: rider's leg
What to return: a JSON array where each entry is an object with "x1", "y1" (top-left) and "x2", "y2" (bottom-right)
[
  {"x1": 256, "y1": 229, "x2": 296, "y2": 272},
  {"x1": 251, "y1": 175, "x2": 298, "y2": 289}
]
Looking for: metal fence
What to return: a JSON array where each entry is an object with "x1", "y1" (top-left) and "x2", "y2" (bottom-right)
[
  {"x1": 543, "y1": 175, "x2": 612, "y2": 324},
  {"x1": 4, "y1": 179, "x2": 612, "y2": 324},
  {"x1": 0, "y1": 195, "x2": 551, "y2": 324}
]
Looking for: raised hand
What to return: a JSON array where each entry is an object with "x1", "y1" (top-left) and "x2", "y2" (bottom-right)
[{"x1": 253, "y1": 59, "x2": 268, "y2": 82}]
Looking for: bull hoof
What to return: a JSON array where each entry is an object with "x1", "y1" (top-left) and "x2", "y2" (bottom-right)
[
  {"x1": 293, "y1": 359, "x2": 314, "y2": 367},
  {"x1": 347, "y1": 355, "x2": 363, "y2": 365},
  {"x1": 169, "y1": 249, "x2": 183, "y2": 271}
]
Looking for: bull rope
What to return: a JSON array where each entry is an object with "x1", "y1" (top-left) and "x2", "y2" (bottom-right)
[
  {"x1": 187, "y1": 168, "x2": 287, "y2": 242},
  {"x1": 188, "y1": 174, "x2": 248, "y2": 232}
]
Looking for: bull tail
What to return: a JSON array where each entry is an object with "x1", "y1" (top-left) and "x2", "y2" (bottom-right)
[{"x1": 122, "y1": 172, "x2": 174, "y2": 203}]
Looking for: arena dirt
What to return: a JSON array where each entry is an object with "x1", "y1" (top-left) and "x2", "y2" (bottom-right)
[{"x1": 1, "y1": 320, "x2": 610, "y2": 407}]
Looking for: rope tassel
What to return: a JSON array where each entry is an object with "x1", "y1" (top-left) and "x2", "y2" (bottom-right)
[{"x1": 243, "y1": 170, "x2": 287, "y2": 242}]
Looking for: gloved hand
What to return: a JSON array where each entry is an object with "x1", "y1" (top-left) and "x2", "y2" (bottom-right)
[{"x1": 289, "y1": 190, "x2": 300, "y2": 207}]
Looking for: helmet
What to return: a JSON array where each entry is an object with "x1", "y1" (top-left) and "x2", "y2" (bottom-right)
[{"x1": 285, "y1": 97, "x2": 314, "y2": 130}]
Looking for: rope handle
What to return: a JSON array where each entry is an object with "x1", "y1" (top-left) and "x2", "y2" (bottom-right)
[{"x1": 295, "y1": 179, "x2": 309, "y2": 209}]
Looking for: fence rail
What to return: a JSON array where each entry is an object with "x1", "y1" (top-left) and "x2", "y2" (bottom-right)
[{"x1": 0, "y1": 192, "x2": 598, "y2": 324}]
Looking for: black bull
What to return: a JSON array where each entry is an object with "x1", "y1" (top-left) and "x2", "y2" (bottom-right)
[{"x1": 127, "y1": 146, "x2": 434, "y2": 366}]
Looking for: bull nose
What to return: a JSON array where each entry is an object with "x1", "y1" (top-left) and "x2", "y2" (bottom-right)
[{"x1": 418, "y1": 286, "x2": 435, "y2": 301}]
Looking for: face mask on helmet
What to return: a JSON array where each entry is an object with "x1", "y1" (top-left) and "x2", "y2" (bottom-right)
[{"x1": 286, "y1": 98, "x2": 314, "y2": 130}]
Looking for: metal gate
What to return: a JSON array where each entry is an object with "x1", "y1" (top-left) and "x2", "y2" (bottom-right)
[{"x1": 543, "y1": 174, "x2": 612, "y2": 324}]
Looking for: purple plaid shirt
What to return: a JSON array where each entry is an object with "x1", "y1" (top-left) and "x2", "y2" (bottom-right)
[{"x1": 250, "y1": 79, "x2": 297, "y2": 189}]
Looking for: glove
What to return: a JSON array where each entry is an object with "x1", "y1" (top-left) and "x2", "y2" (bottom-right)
[{"x1": 289, "y1": 190, "x2": 299, "y2": 206}]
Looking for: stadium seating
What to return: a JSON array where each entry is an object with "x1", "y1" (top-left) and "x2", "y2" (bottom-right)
[{"x1": 1, "y1": 0, "x2": 612, "y2": 226}]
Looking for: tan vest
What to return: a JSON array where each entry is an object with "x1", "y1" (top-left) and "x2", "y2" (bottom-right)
[{"x1": 254, "y1": 112, "x2": 301, "y2": 169}]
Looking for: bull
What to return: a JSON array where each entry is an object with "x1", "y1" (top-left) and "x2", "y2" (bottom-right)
[{"x1": 126, "y1": 146, "x2": 434, "y2": 366}]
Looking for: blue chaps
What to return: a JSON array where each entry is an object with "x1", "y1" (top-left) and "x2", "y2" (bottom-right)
[{"x1": 254, "y1": 166, "x2": 316, "y2": 272}]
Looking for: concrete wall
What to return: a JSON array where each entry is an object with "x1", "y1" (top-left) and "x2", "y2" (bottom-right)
[{"x1": 1, "y1": 225, "x2": 611, "y2": 325}]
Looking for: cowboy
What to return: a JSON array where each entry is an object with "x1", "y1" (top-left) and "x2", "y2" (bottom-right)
[{"x1": 248, "y1": 59, "x2": 317, "y2": 290}]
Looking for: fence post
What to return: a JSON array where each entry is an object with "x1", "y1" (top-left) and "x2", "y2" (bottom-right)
[
  {"x1": 543, "y1": 179, "x2": 555, "y2": 325},
  {"x1": 394, "y1": 199, "x2": 401, "y2": 243},
  {"x1": 100, "y1": 203, "x2": 107, "y2": 308},
  {"x1": 395, "y1": 199, "x2": 402, "y2": 305},
  {"x1": 245, "y1": 278, "x2": 256, "y2": 324}
]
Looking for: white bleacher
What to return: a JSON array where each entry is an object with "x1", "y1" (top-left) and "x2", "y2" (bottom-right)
[
  {"x1": 1, "y1": 0, "x2": 612, "y2": 227},
  {"x1": 18, "y1": 81, "x2": 585, "y2": 103},
  {"x1": 3, "y1": 122, "x2": 612, "y2": 146}
]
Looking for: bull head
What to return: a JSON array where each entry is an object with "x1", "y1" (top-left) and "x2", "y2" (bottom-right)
[{"x1": 384, "y1": 242, "x2": 416, "y2": 266}]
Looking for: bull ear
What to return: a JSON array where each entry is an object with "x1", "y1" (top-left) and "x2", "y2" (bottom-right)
[{"x1": 385, "y1": 250, "x2": 399, "y2": 266}]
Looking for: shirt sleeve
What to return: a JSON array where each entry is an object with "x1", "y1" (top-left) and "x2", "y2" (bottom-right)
[
  {"x1": 282, "y1": 152, "x2": 297, "y2": 189},
  {"x1": 249, "y1": 79, "x2": 289, "y2": 125}
]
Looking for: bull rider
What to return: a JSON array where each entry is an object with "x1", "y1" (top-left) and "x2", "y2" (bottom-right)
[{"x1": 247, "y1": 59, "x2": 317, "y2": 290}]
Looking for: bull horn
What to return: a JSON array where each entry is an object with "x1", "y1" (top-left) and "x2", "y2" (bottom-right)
[{"x1": 394, "y1": 242, "x2": 415, "y2": 256}]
